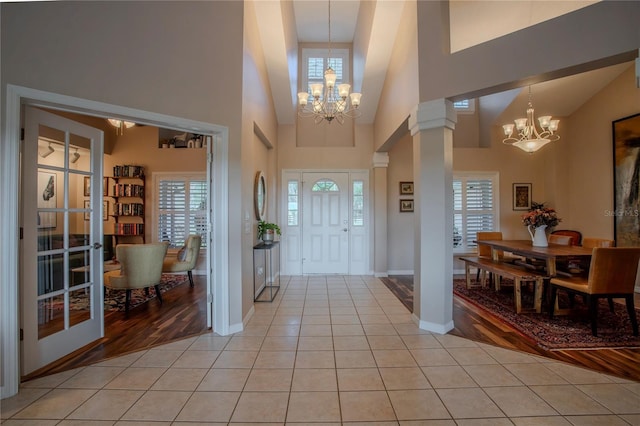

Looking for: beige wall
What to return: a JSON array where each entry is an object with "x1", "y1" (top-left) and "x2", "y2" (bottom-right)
[
  {"x1": 1, "y1": 1, "x2": 249, "y2": 328},
  {"x1": 387, "y1": 132, "x2": 414, "y2": 272},
  {"x1": 242, "y1": 1, "x2": 280, "y2": 320},
  {"x1": 566, "y1": 66, "x2": 640, "y2": 239},
  {"x1": 373, "y1": 0, "x2": 419, "y2": 151}
]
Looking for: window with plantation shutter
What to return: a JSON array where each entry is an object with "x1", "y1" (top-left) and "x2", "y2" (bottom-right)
[
  {"x1": 301, "y1": 48, "x2": 350, "y2": 102},
  {"x1": 156, "y1": 174, "x2": 207, "y2": 249},
  {"x1": 453, "y1": 173, "x2": 498, "y2": 253}
]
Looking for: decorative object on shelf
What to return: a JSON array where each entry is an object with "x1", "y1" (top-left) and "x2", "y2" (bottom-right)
[
  {"x1": 512, "y1": 183, "x2": 532, "y2": 210},
  {"x1": 612, "y1": 113, "x2": 640, "y2": 247},
  {"x1": 257, "y1": 220, "x2": 281, "y2": 244},
  {"x1": 399, "y1": 181, "x2": 414, "y2": 195},
  {"x1": 502, "y1": 86, "x2": 559, "y2": 153},
  {"x1": 522, "y1": 202, "x2": 561, "y2": 247},
  {"x1": 107, "y1": 118, "x2": 136, "y2": 136},
  {"x1": 254, "y1": 171, "x2": 266, "y2": 220},
  {"x1": 297, "y1": 0, "x2": 362, "y2": 124}
]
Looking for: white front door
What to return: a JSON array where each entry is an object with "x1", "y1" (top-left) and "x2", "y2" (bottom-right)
[
  {"x1": 302, "y1": 172, "x2": 350, "y2": 274},
  {"x1": 21, "y1": 107, "x2": 105, "y2": 375}
]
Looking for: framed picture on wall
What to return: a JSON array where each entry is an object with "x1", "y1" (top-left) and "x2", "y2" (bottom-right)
[
  {"x1": 613, "y1": 113, "x2": 640, "y2": 247},
  {"x1": 37, "y1": 171, "x2": 57, "y2": 228},
  {"x1": 399, "y1": 199, "x2": 414, "y2": 212},
  {"x1": 513, "y1": 183, "x2": 532, "y2": 210},
  {"x1": 84, "y1": 200, "x2": 90, "y2": 221},
  {"x1": 399, "y1": 181, "x2": 414, "y2": 195},
  {"x1": 103, "y1": 200, "x2": 109, "y2": 221},
  {"x1": 84, "y1": 176, "x2": 91, "y2": 196}
]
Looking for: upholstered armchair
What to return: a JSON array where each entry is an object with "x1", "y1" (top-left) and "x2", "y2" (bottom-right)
[
  {"x1": 549, "y1": 247, "x2": 640, "y2": 336},
  {"x1": 104, "y1": 243, "x2": 169, "y2": 313},
  {"x1": 162, "y1": 235, "x2": 202, "y2": 287}
]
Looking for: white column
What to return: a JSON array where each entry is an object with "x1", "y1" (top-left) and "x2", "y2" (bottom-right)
[
  {"x1": 372, "y1": 152, "x2": 389, "y2": 277},
  {"x1": 408, "y1": 99, "x2": 457, "y2": 334}
]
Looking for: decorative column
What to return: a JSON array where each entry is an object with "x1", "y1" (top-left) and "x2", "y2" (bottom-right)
[
  {"x1": 408, "y1": 99, "x2": 457, "y2": 333},
  {"x1": 372, "y1": 152, "x2": 389, "y2": 277}
]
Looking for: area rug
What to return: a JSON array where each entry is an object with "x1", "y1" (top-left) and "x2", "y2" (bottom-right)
[
  {"x1": 63, "y1": 274, "x2": 189, "y2": 312},
  {"x1": 381, "y1": 276, "x2": 640, "y2": 350}
]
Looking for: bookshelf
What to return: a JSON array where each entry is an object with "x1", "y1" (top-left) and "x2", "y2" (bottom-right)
[{"x1": 109, "y1": 165, "x2": 145, "y2": 244}]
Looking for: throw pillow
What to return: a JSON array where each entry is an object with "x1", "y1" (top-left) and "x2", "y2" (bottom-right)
[{"x1": 177, "y1": 246, "x2": 188, "y2": 262}]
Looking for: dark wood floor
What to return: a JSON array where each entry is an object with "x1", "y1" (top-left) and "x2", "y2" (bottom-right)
[
  {"x1": 24, "y1": 274, "x2": 640, "y2": 383},
  {"x1": 23, "y1": 274, "x2": 209, "y2": 382}
]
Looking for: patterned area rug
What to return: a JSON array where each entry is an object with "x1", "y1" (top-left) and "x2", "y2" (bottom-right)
[
  {"x1": 65, "y1": 274, "x2": 189, "y2": 312},
  {"x1": 381, "y1": 276, "x2": 640, "y2": 350}
]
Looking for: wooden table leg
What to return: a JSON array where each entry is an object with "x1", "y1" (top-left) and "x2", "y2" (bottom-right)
[
  {"x1": 534, "y1": 278, "x2": 543, "y2": 313},
  {"x1": 514, "y1": 278, "x2": 522, "y2": 314}
]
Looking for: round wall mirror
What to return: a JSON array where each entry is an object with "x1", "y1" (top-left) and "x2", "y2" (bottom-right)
[{"x1": 254, "y1": 171, "x2": 266, "y2": 220}]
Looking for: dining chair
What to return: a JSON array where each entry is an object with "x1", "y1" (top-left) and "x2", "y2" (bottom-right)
[
  {"x1": 549, "y1": 247, "x2": 640, "y2": 336},
  {"x1": 548, "y1": 234, "x2": 573, "y2": 245},
  {"x1": 104, "y1": 243, "x2": 169, "y2": 313},
  {"x1": 551, "y1": 230, "x2": 582, "y2": 246},
  {"x1": 582, "y1": 237, "x2": 615, "y2": 248},
  {"x1": 162, "y1": 234, "x2": 202, "y2": 287}
]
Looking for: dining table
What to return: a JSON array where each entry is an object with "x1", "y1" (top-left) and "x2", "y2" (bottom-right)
[{"x1": 476, "y1": 239, "x2": 594, "y2": 277}]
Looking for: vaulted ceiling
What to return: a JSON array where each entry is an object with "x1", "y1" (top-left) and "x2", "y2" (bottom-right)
[{"x1": 254, "y1": 1, "x2": 630, "y2": 133}]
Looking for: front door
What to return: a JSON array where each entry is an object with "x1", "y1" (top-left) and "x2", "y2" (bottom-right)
[
  {"x1": 21, "y1": 107, "x2": 105, "y2": 375},
  {"x1": 302, "y1": 172, "x2": 350, "y2": 274}
]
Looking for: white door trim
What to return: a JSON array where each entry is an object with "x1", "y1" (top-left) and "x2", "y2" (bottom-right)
[
  {"x1": 280, "y1": 168, "x2": 370, "y2": 276},
  {"x1": 1, "y1": 84, "x2": 230, "y2": 398}
]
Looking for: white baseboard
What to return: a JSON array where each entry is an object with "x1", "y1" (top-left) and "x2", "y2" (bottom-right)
[
  {"x1": 412, "y1": 314, "x2": 454, "y2": 335},
  {"x1": 374, "y1": 272, "x2": 388, "y2": 278},
  {"x1": 387, "y1": 269, "x2": 414, "y2": 275}
]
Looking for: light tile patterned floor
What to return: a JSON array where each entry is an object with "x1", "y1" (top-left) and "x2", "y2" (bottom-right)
[{"x1": 2, "y1": 275, "x2": 639, "y2": 425}]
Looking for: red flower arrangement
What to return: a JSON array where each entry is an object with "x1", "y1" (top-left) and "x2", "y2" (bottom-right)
[{"x1": 521, "y1": 202, "x2": 561, "y2": 228}]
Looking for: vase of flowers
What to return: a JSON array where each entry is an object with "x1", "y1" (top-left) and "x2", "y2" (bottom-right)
[{"x1": 521, "y1": 202, "x2": 561, "y2": 247}]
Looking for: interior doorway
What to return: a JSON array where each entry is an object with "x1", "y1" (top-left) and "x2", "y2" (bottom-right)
[{"x1": 1, "y1": 85, "x2": 230, "y2": 393}]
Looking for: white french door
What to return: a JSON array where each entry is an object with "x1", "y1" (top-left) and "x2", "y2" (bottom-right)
[
  {"x1": 21, "y1": 107, "x2": 105, "y2": 375},
  {"x1": 302, "y1": 172, "x2": 350, "y2": 274}
]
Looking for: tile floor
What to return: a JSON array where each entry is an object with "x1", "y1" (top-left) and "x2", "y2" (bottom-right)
[{"x1": 2, "y1": 275, "x2": 640, "y2": 425}]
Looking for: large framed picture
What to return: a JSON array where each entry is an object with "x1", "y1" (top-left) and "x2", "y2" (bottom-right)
[
  {"x1": 512, "y1": 183, "x2": 532, "y2": 211},
  {"x1": 612, "y1": 113, "x2": 640, "y2": 247},
  {"x1": 37, "y1": 171, "x2": 57, "y2": 229}
]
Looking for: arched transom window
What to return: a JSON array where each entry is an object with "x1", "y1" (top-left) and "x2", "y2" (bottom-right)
[{"x1": 312, "y1": 179, "x2": 339, "y2": 192}]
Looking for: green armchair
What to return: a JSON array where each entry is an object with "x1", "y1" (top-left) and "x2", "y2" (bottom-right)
[
  {"x1": 162, "y1": 235, "x2": 202, "y2": 287},
  {"x1": 104, "y1": 243, "x2": 169, "y2": 313}
]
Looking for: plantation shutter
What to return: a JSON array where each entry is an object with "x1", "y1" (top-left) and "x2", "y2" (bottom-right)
[
  {"x1": 453, "y1": 175, "x2": 497, "y2": 252},
  {"x1": 157, "y1": 176, "x2": 206, "y2": 248}
]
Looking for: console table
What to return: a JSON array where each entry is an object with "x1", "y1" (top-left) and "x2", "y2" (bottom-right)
[{"x1": 253, "y1": 241, "x2": 280, "y2": 302}]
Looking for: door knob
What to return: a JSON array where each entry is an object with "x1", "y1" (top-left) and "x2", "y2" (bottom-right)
[
  {"x1": 342, "y1": 228, "x2": 348, "y2": 232},
  {"x1": 93, "y1": 242, "x2": 103, "y2": 249}
]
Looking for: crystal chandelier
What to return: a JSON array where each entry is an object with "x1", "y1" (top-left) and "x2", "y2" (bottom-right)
[
  {"x1": 297, "y1": 0, "x2": 362, "y2": 124},
  {"x1": 502, "y1": 86, "x2": 559, "y2": 153}
]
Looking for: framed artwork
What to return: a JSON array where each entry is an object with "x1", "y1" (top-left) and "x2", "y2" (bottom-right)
[
  {"x1": 84, "y1": 200, "x2": 91, "y2": 221},
  {"x1": 612, "y1": 113, "x2": 640, "y2": 247},
  {"x1": 103, "y1": 200, "x2": 109, "y2": 220},
  {"x1": 399, "y1": 181, "x2": 414, "y2": 195},
  {"x1": 83, "y1": 176, "x2": 91, "y2": 196},
  {"x1": 37, "y1": 171, "x2": 57, "y2": 228},
  {"x1": 399, "y1": 199, "x2": 414, "y2": 212},
  {"x1": 103, "y1": 177, "x2": 109, "y2": 196},
  {"x1": 512, "y1": 183, "x2": 532, "y2": 210}
]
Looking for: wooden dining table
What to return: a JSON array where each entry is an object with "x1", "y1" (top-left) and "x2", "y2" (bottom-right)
[{"x1": 476, "y1": 239, "x2": 594, "y2": 277}]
